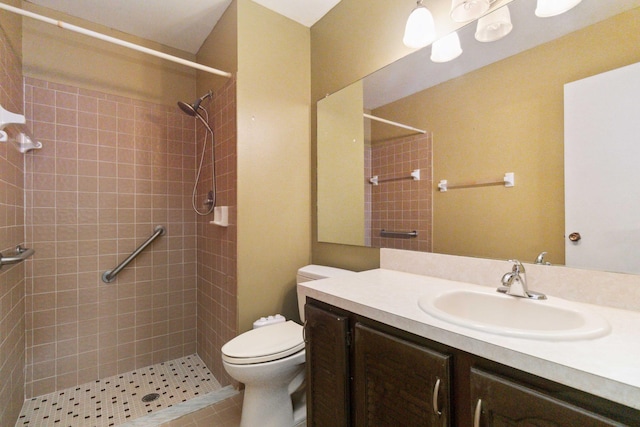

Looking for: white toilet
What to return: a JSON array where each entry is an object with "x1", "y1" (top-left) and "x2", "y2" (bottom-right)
[{"x1": 221, "y1": 265, "x2": 352, "y2": 427}]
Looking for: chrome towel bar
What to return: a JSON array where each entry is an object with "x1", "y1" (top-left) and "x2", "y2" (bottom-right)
[
  {"x1": 380, "y1": 229, "x2": 418, "y2": 238},
  {"x1": 0, "y1": 245, "x2": 35, "y2": 269},
  {"x1": 369, "y1": 169, "x2": 421, "y2": 186},
  {"x1": 437, "y1": 172, "x2": 514, "y2": 192},
  {"x1": 102, "y1": 225, "x2": 165, "y2": 283}
]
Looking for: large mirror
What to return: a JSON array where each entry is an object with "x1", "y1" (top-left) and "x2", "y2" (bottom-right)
[{"x1": 317, "y1": 0, "x2": 640, "y2": 273}]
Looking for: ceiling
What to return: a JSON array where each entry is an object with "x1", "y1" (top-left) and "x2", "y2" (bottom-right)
[{"x1": 25, "y1": 0, "x2": 342, "y2": 54}]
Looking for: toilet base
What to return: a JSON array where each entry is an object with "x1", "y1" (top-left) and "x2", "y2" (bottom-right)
[
  {"x1": 223, "y1": 351, "x2": 306, "y2": 427},
  {"x1": 240, "y1": 382, "x2": 306, "y2": 427}
]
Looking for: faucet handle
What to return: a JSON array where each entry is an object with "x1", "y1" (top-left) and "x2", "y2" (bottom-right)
[
  {"x1": 508, "y1": 259, "x2": 525, "y2": 273},
  {"x1": 499, "y1": 259, "x2": 547, "y2": 300}
]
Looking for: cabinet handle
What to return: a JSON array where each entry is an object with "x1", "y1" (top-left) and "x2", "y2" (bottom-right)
[
  {"x1": 432, "y1": 378, "x2": 442, "y2": 416},
  {"x1": 473, "y1": 399, "x2": 482, "y2": 427},
  {"x1": 303, "y1": 320, "x2": 308, "y2": 343}
]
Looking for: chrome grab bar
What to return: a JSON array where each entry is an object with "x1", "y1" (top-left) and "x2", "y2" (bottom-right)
[
  {"x1": 102, "y1": 225, "x2": 165, "y2": 283},
  {"x1": 380, "y1": 229, "x2": 418, "y2": 238},
  {"x1": 0, "y1": 245, "x2": 35, "y2": 269}
]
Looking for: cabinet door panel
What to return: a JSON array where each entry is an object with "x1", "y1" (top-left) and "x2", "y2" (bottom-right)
[
  {"x1": 470, "y1": 368, "x2": 628, "y2": 427},
  {"x1": 305, "y1": 303, "x2": 351, "y2": 427},
  {"x1": 354, "y1": 323, "x2": 451, "y2": 427}
]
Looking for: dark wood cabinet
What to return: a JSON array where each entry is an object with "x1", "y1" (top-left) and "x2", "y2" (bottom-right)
[
  {"x1": 305, "y1": 303, "x2": 350, "y2": 427},
  {"x1": 304, "y1": 300, "x2": 640, "y2": 427},
  {"x1": 305, "y1": 302, "x2": 452, "y2": 427},
  {"x1": 470, "y1": 368, "x2": 630, "y2": 427},
  {"x1": 354, "y1": 323, "x2": 451, "y2": 426}
]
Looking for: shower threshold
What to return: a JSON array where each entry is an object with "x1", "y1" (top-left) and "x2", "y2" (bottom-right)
[{"x1": 16, "y1": 354, "x2": 238, "y2": 427}]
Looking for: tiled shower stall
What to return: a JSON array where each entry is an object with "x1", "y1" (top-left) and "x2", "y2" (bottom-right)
[
  {"x1": 1, "y1": 19, "x2": 237, "y2": 426},
  {"x1": 0, "y1": 17, "x2": 27, "y2": 427},
  {"x1": 368, "y1": 133, "x2": 433, "y2": 252}
]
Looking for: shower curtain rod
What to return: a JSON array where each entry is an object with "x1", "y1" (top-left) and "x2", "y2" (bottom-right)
[
  {"x1": 0, "y1": 2, "x2": 232, "y2": 78},
  {"x1": 363, "y1": 113, "x2": 426, "y2": 134}
]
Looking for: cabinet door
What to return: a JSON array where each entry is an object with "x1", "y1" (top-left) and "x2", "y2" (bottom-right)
[
  {"x1": 305, "y1": 303, "x2": 351, "y2": 427},
  {"x1": 354, "y1": 323, "x2": 451, "y2": 427},
  {"x1": 470, "y1": 368, "x2": 628, "y2": 427}
]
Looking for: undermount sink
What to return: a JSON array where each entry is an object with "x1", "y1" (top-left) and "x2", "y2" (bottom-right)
[{"x1": 418, "y1": 289, "x2": 611, "y2": 341}]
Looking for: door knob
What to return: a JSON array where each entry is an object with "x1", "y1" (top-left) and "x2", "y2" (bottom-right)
[{"x1": 568, "y1": 232, "x2": 581, "y2": 242}]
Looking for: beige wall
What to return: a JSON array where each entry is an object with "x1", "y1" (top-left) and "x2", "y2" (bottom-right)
[
  {"x1": 311, "y1": 1, "x2": 640, "y2": 270},
  {"x1": 376, "y1": 10, "x2": 640, "y2": 263},
  {"x1": 317, "y1": 80, "x2": 365, "y2": 246},
  {"x1": 198, "y1": 0, "x2": 314, "y2": 339},
  {"x1": 21, "y1": 2, "x2": 196, "y2": 106},
  {"x1": 310, "y1": 0, "x2": 514, "y2": 101},
  {"x1": 197, "y1": 0, "x2": 238, "y2": 95},
  {"x1": 236, "y1": 0, "x2": 311, "y2": 332}
]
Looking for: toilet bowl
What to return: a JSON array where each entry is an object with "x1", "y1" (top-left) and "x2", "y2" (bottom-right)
[{"x1": 221, "y1": 265, "x2": 353, "y2": 427}]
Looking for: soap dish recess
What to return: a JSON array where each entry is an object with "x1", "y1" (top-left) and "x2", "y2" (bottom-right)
[{"x1": 210, "y1": 206, "x2": 229, "y2": 227}]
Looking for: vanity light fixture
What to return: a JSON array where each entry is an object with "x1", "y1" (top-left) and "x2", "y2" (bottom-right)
[
  {"x1": 475, "y1": 5, "x2": 513, "y2": 42},
  {"x1": 535, "y1": 0, "x2": 583, "y2": 17},
  {"x1": 431, "y1": 31, "x2": 463, "y2": 63},
  {"x1": 403, "y1": 0, "x2": 436, "y2": 49},
  {"x1": 450, "y1": 0, "x2": 490, "y2": 23}
]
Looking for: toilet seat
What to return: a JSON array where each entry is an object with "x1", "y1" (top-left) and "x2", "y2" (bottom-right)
[{"x1": 222, "y1": 321, "x2": 305, "y2": 365}]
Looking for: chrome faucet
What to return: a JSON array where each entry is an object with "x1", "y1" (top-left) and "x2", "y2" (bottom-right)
[
  {"x1": 498, "y1": 260, "x2": 547, "y2": 300},
  {"x1": 534, "y1": 251, "x2": 551, "y2": 265}
]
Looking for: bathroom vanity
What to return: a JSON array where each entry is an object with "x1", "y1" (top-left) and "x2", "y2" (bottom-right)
[{"x1": 298, "y1": 250, "x2": 640, "y2": 426}]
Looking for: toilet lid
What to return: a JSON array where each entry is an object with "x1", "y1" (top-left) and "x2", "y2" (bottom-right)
[{"x1": 221, "y1": 321, "x2": 305, "y2": 364}]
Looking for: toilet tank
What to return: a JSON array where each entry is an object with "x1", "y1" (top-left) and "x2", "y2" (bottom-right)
[{"x1": 297, "y1": 265, "x2": 353, "y2": 320}]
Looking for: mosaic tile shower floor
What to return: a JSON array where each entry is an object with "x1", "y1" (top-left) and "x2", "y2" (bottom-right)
[{"x1": 16, "y1": 355, "x2": 238, "y2": 427}]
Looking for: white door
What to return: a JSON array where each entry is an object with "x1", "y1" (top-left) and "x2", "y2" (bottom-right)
[{"x1": 564, "y1": 61, "x2": 640, "y2": 274}]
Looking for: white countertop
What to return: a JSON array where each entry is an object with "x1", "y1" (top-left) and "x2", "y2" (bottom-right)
[{"x1": 297, "y1": 268, "x2": 640, "y2": 410}]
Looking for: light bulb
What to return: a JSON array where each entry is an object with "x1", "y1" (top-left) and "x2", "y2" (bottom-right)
[
  {"x1": 403, "y1": 1, "x2": 436, "y2": 49},
  {"x1": 475, "y1": 6, "x2": 513, "y2": 42},
  {"x1": 431, "y1": 32, "x2": 462, "y2": 63},
  {"x1": 535, "y1": 0, "x2": 583, "y2": 17}
]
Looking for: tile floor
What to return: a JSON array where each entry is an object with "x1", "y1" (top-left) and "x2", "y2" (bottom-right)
[
  {"x1": 16, "y1": 355, "x2": 238, "y2": 427},
  {"x1": 156, "y1": 393, "x2": 243, "y2": 427},
  {"x1": 157, "y1": 394, "x2": 307, "y2": 427}
]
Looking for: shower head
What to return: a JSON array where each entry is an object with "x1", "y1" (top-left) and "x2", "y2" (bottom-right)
[
  {"x1": 177, "y1": 101, "x2": 197, "y2": 116},
  {"x1": 177, "y1": 90, "x2": 213, "y2": 117},
  {"x1": 177, "y1": 90, "x2": 214, "y2": 133}
]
